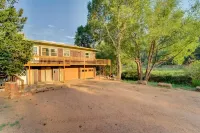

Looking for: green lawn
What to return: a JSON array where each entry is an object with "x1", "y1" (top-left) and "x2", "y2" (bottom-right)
[{"x1": 123, "y1": 80, "x2": 196, "y2": 91}]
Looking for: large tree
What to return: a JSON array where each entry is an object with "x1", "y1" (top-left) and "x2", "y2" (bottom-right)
[
  {"x1": 0, "y1": 0, "x2": 33, "y2": 76},
  {"x1": 87, "y1": 0, "x2": 138, "y2": 79},
  {"x1": 127, "y1": 0, "x2": 200, "y2": 81},
  {"x1": 74, "y1": 25, "x2": 94, "y2": 48}
]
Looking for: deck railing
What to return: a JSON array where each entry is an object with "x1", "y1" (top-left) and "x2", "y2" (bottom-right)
[{"x1": 25, "y1": 56, "x2": 111, "y2": 66}]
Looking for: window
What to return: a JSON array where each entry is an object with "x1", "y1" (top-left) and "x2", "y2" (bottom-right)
[
  {"x1": 64, "y1": 49, "x2": 70, "y2": 57},
  {"x1": 42, "y1": 47, "x2": 57, "y2": 56},
  {"x1": 85, "y1": 52, "x2": 90, "y2": 58},
  {"x1": 33, "y1": 46, "x2": 38, "y2": 56},
  {"x1": 42, "y1": 48, "x2": 49, "y2": 56},
  {"x1": 51, "y1": 49, "x2": 58, "y2": 56}
]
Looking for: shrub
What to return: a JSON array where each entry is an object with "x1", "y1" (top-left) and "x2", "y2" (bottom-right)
[
  {"x1": 192, "y1": 79, "x2": 200, "y2": 87},
  {"x1": 186, "y1": 61, "x2": 200, "y2": 86},
  {"x1": 121, "y1": 71, "x2": 138, "y2": 80},
  {"x1": 121, "y1": 71, "x2": 192, "y2": 85}
]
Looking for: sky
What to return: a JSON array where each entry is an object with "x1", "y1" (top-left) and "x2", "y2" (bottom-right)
[
  {"x1": 16, "y1": 0, "x2": 90, "y2": 45},
  {"x1": 16, "y1": 0, "x2": 191, "y2": 45}
]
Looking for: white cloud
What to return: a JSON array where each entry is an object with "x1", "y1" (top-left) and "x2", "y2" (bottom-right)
[
  {"x1": 65, "y1": 35, "x2": 75, "y2": 39},
  {"x1": 48, "y1": 25, "x2": 55, "y2": 28}
]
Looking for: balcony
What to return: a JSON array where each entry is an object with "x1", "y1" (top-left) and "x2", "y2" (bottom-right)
[{"x1": 24, "y1": 56, "x2": 111, "y2": 67}]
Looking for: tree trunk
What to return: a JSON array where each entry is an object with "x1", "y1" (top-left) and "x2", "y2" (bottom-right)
[
  {"x1": 116, "y1": 54, "x2": 122, "y2": 80},
  {"x1": 135, "y1": 60, "x2": 142, "y2": 80},
  {"x1": 145, "y1": 40, "x2": 155, "y2": 81}
]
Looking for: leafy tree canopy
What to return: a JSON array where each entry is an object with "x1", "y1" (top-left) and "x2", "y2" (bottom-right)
[
  {"x1": 0, "y1": 0, "x2": 33, "y2": 76},
  {"x1": 74, "y1": 25, "x2": 95, "y2": 48}
]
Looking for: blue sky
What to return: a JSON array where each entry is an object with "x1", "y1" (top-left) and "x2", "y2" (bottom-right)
[
  {"x1": 16, "y1": 0, "x2": 90, "y2": 45},
  {"x1": 16, "y1": 0, "x2": 190, "y2": 45}
]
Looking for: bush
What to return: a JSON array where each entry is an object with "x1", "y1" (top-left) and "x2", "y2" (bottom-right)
[
  {"x1": 186, "y1": 61, "x2": 200, "y2": 86},
  {"x1": 121, "y1": 71, "x2": 192, "y2": 85},
  {"x1": 121, "y1": 71, "x2": 138, "y2": 80},
  {"x1": 192, "y1": 79, "x2": 200, "y2": 87},
  {"x1": 149, "y1": 75, "x2": 192, "y2": 85}
]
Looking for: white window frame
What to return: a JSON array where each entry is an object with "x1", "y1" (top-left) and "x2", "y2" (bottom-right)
[
  {"x1": 41, "y1": 47, "x2": 58, "y2": 57},
  {"x1": 33, "y1": 46, "x2": 39, "y2": 56},
  {"x1": 50, "y1": 48, "x2": 58, "y2": 56},
  {"x1": 85, "y1": 52, "x2": 90, "y2": 58},
  {"x1": 63, "y1": 49, "x2": 70, "y2": 57}
]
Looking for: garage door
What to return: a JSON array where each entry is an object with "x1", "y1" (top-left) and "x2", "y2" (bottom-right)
[
  {"x1": 64, "y1": 68, "x2": 79, "y2": 81},
  {"x1": 80, "y1": 68, "x2": 94, "y2": 79}
]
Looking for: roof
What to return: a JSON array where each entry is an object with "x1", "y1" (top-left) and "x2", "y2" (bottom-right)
[{"x1": 28, "y1": 40, "x2": 98, "y2": 52}]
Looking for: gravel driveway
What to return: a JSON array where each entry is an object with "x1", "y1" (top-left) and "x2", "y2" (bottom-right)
[{"x1": 0, "y1": 80, "x2": 200, "y2": 133}]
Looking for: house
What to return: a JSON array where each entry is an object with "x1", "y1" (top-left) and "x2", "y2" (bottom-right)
[{"x1": 23, "y1": 40, "x2": 111, "y2": 85}]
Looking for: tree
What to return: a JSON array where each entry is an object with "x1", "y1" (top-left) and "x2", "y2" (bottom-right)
[
  {"x1": 128, "y1": 0, "x2": 200, "y2": 81},
  {"x1": 87, "y1": 0, "x2": 138, "y2": 79},
  {"x1": 74, "y1": 25, "x2": 94, "y2": 48},
  {"x1": 96, "y1": 41, "x2": 116, "y2": 74},
  {"x1": 0, "y1": 0, "x2": 33, "y2": 76}
]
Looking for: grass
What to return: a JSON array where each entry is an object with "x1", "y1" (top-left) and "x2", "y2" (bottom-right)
[
  {"x1": 0, "y1": 105, "x2": 10, "y2": 109},
  {"x1": 123, "y1": 80, "x2": 196, "y2": 91},
  {"x1": 122, "y1": 65, "x2": 197, "y2": 91},
  {"x1": 0, "y1": 123, "x2": 7, "y2": 131},
  {"x1": 0, "y1": 120, "x2": 21, "y2": 131}
]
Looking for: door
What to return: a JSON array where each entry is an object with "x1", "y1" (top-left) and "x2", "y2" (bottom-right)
[
  {"x1": 53, "y1": 69, "x2": 59, "y2": 81},
  {"x1": 33, "y1": 69, "x2": 38, "y2": 84},
  {"x1": 46, "y1": 68, "x2": 52, "y2": 81},
  {"x1": 41, "y1": 68, "x2": 46, "y2": 82}
]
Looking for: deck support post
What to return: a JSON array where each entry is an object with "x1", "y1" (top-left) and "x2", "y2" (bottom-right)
[
  {"x1": 28, "y1": 64, "x2": 31, "y2": 85},
  {"x1": 84, "y1": 57, "x2": 86, "y2": 80},
  {"x1": 63, "y1": 57, "x2": 65, "y2": 82}
]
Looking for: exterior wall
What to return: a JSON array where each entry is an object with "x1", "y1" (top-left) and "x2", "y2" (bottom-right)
[{"x1": 58, "y1": 48, "x2": 63, "y2": 57}]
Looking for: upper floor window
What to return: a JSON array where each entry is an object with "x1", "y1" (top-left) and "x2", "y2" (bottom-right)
[
  {"x1": 51, "y1": 49, "x2": 58, "y2": 56},
  {"x1": 42, "y1": 48, "x2": 49, "y2": 56},
  {"x1": 85, "y1": 52, "x2": 90, "y2": 58},
  {"x1": 42, "y1": 47, "x2": 58, "y2": 56},
  {"x1": 33, "y1": 46, "x2": 38, "y2": 56},
  {"x1": 64, "y1": 49, "x2": 70, "y2": 57}
]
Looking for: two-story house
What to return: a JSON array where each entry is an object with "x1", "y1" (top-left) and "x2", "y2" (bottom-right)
[{"x1": 23, "y1": 40, "x2": 111, "y2": 85}]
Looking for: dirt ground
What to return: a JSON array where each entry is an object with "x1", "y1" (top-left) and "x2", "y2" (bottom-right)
[{"x1": 0, "y1": 79, "x2": 200, "y2": 133}]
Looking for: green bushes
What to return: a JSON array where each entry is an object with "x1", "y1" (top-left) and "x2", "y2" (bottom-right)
[
  {"x1": 192, "y1": 80, "x2": 200, "y2": 87},
  {"x1": 186, "y1": 61, "x2": 200, "y2": 87},
  {"x1": 121, "y1": 71, "x2": 192, "y2": 85},
  {"x1": 122, "y1": 65, "x2": 192, "y2": 85},
  {"x1": 148, "y1": 75, "x2": 192, "y2": 85},
  {"x1": 121, "y1": 70, "x2": 138, "y2": 80}
]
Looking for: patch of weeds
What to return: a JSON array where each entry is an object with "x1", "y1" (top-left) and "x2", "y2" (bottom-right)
[
  {"x1": 9, "y1": 121, "x2": 20, "y2": 128},
  {"x1": 172, "y1": 84, "x2": 196, "y2": 91},
  {"x1": 0, "y1": 105, "x2": 10, "y2": 109},
  {"x1": 0, "y1": 120, "x2": 21, "y2": 131},
  {"x1": 3, "y1": 105, "x2": 10, "y2": 108},
  {"x1": 123, "y1": 80, "x2": 196, "y2": 91},
  {"x1": 122, "y1": 80, "x2": 137, "y2": 84},
  {"x1": 148, "y1": 82, "x2": 158, "y2": 87},
  {"x1": 0, "y1": 123, "x2": 8, "y2": 131}
]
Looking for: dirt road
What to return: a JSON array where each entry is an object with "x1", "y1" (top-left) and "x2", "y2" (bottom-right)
[{"x1": 0, "y1": 80, "x2": 200, "y2": 133}]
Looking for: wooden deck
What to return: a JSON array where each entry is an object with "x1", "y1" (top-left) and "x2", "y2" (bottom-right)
[{"x1": 24, "y1": 56, "x2": 111, "y2": 67}]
